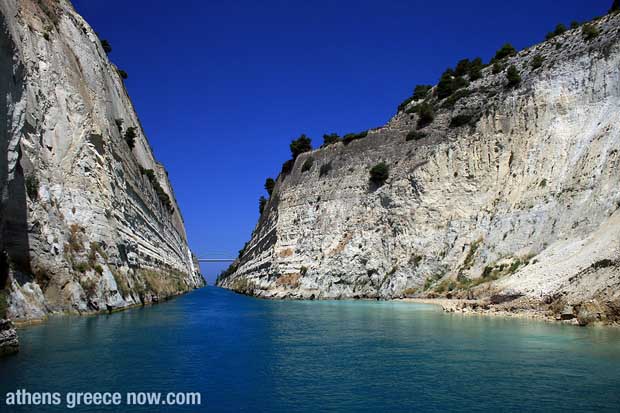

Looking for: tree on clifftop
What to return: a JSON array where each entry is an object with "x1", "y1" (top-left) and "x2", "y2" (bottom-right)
[
  {"x1": 491, "y1": 43, "x2": 517, "y2": 62},
  {"x1": 611, "y1": 0, "x2": 620, "y2": 13},
  {"x1": 322, "y1": 133, "x2": 340, "y2": 146},
  {"x1": 290, "y1": 134, "x2": 312, "y2": 159},
  {"x1": 100, "y1": 39, "x2": 112, "y2": 54}
]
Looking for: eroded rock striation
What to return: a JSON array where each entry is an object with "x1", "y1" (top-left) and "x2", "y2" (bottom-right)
[
  {"x1": 218, "y1": 14, "x2": 620, "y2": 324},
  {"x1": 0, "y1": 0, "x2": 204, "y2": 353}
]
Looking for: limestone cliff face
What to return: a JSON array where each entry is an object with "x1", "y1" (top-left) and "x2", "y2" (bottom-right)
[
  {"x1": 0, "y1": 0, "x2": 204, "y2": 327},
  {"x1": 218, "y1": 14, "x2": 620, "y2": 321}
]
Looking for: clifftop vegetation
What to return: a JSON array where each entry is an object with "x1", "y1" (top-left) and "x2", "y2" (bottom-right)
[{"x1": 249, "y1": 1, "x2": 618, "y2": 217}]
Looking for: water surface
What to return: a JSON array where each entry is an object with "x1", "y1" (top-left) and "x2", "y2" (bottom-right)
[{"x1": 1, "y1": 286, "x2": 619, "y2": 412}]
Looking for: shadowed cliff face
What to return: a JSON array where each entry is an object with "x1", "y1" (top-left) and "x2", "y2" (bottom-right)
[
  {"x1": 218, "y1": 14, "x2": 620, "y2": 321},
  {"x1": 0, "y1": 11, "x2": 29, "y2": 292},
  {"x1": 0, "y1": 0, "x2": 204, "y2": 322}
]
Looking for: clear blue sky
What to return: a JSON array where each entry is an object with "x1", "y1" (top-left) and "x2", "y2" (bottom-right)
[{"x1": 72, "y1": 0, "x2": 608, "y2": 283}]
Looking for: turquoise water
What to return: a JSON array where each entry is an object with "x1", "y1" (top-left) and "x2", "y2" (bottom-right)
[{"x1": 1, "y1": 286, "x2": 620, "y2": 412}]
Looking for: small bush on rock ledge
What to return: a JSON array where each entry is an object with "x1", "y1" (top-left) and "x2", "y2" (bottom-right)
[
  {"x1": 506, "y1": 65, "x2": 521, "y2": 88},
  {"x1": 416, "y1": 103, "x2": 435, "y2": 129},
  {"x1": 531, "y1": 55, "x2": 544, "y2": 70},
  {"x1": 125, "y1": 127, "x2": 137, "y2": 149},
  {"x1": 582, "y1": 24, "x2": 599, "y2": 41},
  {"x1": 369, "y1": 162, "x2": 389, "y2": 187}
]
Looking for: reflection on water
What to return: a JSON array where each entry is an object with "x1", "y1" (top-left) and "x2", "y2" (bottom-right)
[{"x1": 1, "y1": 287, "x2": 619, "y2": 412}]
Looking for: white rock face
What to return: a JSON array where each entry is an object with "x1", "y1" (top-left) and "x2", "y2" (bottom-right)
[
  {"x1": 0, "y1": 0, "x2": 204, "y2": 323},
  {"x1": 218, "y1": 15, "x2": 620, "y2": 318}
]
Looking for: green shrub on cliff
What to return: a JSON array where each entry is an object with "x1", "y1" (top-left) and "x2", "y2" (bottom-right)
[
  {"x1": 290, "y1": 134, "x2": 312, "y2": 159},
  {"x1": 397, "y1": 85, "x2": 432, "y2": 113},
  {"x1": 491, "y1": 43, "x2": 517, "y2": 62},
  {"x1": 264, "y1": 178, "x2": 275, "y2": 196},
  {"x1": 125, "y1": 127, "x2": 137, "y2": 149},
  {"x1": 610, "y1": 0, "x2": 620, "y2": 13},
  {"x1": 100, "y1": 39, "x2": 112, "y2": 54},
  {"x1": 322, "y1": 133, "x2": 340, "y2": 146},
  {"x1": 342, "y1": 131, "x2": 368, "y2": 145},
  {"x1": 436, "y1": 69, "x2": 457, "y2": 100},
  {"x1": 259, "y1": 196, "x2": 267, "y2": 214},
  {"x1": 531, "y1": 55, "x2": 544, "y2": 70},
  {"x1": 435, "y1": 279, "x2": 456, "y2": 294},
  {"x1": 492, "y1": 62, "x2": 505, "y2": 74},
  {"x1": 413, "y1": 84, "x2": 432, "y2": 100},
  {"x1": 506, "y1": 65, "x2": 521, "y2": 87},
  {"x1": 140, "y1": 167, "x2": 174, "y2": 213},
  {"x1": 74, "y1": 262, "x2": 89, "y2": 273},
  {"x1": 468, "y1": 58, "x2": 483, "y2": 81},
  {"x1": 546, "y1": 23, "x2": 567, "y2": 40},
  {"x1": 117, "y1": 69, "x2": 128, "y2": 80},
  {"x1": 436, "y1": 68, "x2": 470, "y2": 101},
  {"x1": 454, "y1": 59, "x2": 471, "y2": 77},
  {"x1": 554, "y1": 23, "x2": 567, "y2": 36},
  {"x1": 582, "y1": 24, "x2": 599, "y2": 41},
  {"x1": 416, "y1": 103, "x2": 435, "y2": 129},
  {"x1": 369, "y1": 162, "x2": 389, "y2": 186}
]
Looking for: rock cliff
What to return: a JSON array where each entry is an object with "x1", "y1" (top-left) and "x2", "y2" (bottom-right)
[
  {"x1": 218, "y1": 13, "x2": 620, "y2": 323},
  {"x1": 0, "y1": 0, "x2": 204, "y2": 348}
]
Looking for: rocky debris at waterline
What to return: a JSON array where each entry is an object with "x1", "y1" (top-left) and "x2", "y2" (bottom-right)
[
  {"x1": 218, "y1": 12, "x2": 620, "y2": 324},
  {"x1": 401, "y1": 297, "x2": 620, "y2": 326},
  {"x1": 0, "y1": 320, "x2": 18, "y2": 356},
  {"x1": 0, "y1": 0, "x2": 204, "y2": 323}
]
